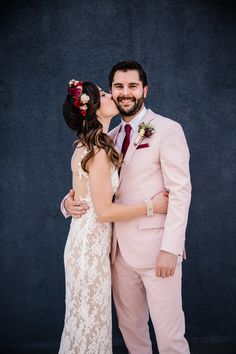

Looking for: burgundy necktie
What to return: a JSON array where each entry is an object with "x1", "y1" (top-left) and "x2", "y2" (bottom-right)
[{"x1": 121, "y1": 124, "x2": 132, "y2": 156}]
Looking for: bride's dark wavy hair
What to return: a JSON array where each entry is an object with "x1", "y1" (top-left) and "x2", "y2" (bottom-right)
[{"x1": 63, "y1": 81, "x2": 121, "y2": 172}]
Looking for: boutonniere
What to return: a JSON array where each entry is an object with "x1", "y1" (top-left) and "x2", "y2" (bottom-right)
[{"x1": 134, "y1": 122, "x2": 155, "y2": 146}]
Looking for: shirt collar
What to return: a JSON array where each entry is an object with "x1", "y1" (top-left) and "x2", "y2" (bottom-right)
[{"x1": 121, "y1": 106, "x2": 147, "y2": 132}]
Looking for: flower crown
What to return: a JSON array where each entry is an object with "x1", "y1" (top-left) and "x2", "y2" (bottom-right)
[{"x1": 68, "y1": 79, "x2": 90, "y2": 117}]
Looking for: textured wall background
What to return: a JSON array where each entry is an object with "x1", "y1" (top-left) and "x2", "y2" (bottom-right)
[{"x1": 1, "y1": 0, "x2": 235, "y2": 351}]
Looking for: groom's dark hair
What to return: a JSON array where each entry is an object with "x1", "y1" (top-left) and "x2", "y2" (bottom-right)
[{"x1": 108, "y1": 60, "x2": 148, "y2": 88}]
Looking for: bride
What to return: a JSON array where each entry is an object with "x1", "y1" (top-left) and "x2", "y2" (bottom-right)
[{"x1": 58, "y1": 80, "x2": 168, "y2": 354}]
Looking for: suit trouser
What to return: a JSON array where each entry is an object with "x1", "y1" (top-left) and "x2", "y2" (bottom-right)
[{"x1": 112, "y1": 247, "x2": 190, "y2": 354}]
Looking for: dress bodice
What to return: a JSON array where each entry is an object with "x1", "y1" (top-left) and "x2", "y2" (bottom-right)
[{"x1": 71, "y1": 146, "x2": 119, "y2": 211}]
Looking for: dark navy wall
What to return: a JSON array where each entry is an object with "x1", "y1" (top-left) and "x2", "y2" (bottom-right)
[{"x1": 1, "y1": 0, "x2": 235, "y2": 351}]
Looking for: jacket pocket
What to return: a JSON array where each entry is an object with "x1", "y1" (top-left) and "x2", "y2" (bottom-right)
[{"x1": 138, "y1": 214, "x2": 166, "y2": 230}]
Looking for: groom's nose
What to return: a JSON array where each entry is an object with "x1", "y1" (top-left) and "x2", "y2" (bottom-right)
[{"x1": 121, "y1": 85, "x2": 129, "y2": 95}]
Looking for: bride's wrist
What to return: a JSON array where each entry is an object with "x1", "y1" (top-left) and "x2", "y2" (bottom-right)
[{"x1": 145, "y1": 199, "x2": 154, "y2": 216}]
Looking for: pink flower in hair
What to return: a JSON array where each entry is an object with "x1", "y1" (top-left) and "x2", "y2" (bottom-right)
[{"x1": 80, "y1": 94, "x2": 90, "y2": 104}]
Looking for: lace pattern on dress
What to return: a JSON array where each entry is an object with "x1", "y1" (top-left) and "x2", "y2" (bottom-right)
[{"x1": 59, "y1": 147, "x2": 119, "y2": 354}]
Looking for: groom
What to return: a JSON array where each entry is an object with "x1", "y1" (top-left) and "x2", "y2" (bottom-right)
[{"x1": 61, "y1": 61, "x2": 191, "y2": 354}]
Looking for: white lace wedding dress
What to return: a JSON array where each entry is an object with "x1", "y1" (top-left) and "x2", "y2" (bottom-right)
[{"x1": 59, "y1": 147, "x2": 119, "y2": 354}]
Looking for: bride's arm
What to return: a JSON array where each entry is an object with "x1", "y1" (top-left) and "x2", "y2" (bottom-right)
[{"x1": 88, "y1": 149, "x2": 166, "y2": 223}]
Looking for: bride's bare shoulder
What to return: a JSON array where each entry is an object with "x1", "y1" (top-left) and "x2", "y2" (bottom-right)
[{"x1": 86, "y1": 147, "x2": 110, "y2": 170}]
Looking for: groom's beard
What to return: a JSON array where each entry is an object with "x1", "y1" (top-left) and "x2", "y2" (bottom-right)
[{"x1": 115, "y1": 94, "x2": 144, "y2": 117}]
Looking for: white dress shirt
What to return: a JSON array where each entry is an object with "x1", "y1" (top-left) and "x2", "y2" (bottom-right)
[{"x1": 115, "y1": 106, "x2": 147, "y2": 152}]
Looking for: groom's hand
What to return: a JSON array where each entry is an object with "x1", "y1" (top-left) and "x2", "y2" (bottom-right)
[
  {"x1": 64, "y1": 189, "x2": 89, "y2": 218},
  {"x1": 155, "y1": 251, "x2": 177, "y2": 278}
]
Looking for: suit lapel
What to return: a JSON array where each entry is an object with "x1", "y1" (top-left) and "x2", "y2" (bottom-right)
[{"x1": 118, "y1": 109, "x2": 155, "y2": 186}]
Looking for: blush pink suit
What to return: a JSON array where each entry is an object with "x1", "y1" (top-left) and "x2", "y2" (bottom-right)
[
  {"x1": 109, "y1": 109, "x2": 191, "y2": 354},
  {"x1": 61, "y1": 109, "x2": 191, "y2": 354}
]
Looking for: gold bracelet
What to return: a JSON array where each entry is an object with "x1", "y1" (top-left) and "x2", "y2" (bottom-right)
[{"x1": 145, "y1": 199, "x2": 154, "y2": 217}]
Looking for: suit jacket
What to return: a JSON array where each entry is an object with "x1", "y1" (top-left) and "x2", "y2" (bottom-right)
[{"x1": 109, "y1": 109, "x2": 191, "y2": 268}]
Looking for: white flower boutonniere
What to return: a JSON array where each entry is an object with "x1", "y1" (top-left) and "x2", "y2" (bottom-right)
[{"x1": 134, "y1": 122, "x2": 155, "y2": 146}]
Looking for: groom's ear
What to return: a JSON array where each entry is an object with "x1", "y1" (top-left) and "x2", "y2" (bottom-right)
[{"x1": 144, "y1": 85, "x2": 148, "y2": 98}]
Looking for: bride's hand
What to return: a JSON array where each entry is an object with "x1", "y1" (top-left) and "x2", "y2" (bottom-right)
[{"x1": 152, "y1": 191, "x2": 169, "y2": 214}]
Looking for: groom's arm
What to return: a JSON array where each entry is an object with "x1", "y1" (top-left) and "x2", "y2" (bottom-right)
[{"x1": 159, "y1": 122, "x2": 191, "y2": 256}]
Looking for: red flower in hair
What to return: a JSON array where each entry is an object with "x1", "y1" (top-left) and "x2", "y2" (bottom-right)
[
  {"x1": 73, "y1": 100, "x2": 81, "y2": 109},
  {"x1": 80, "y1": 109, "x2": 87, "y2": 117}
]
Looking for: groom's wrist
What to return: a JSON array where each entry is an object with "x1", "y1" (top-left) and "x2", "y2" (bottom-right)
[
  {"x1": 64, "y1": 196, "x2": 69, "y2": 213},
  {"x1": 61, "y1": 195, "x2": 71, "y2": 219}
]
